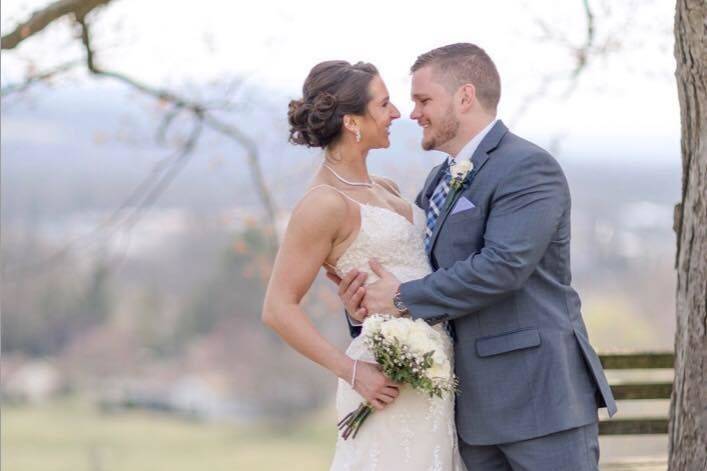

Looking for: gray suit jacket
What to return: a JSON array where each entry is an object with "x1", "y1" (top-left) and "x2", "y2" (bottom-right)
[{"x1": 400, "y1": 120, "x2": 617, "y2": 446}]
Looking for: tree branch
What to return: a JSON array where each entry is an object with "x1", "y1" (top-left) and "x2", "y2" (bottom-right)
[
  {"x1": 4, "y1": 10, "x2": 279, "y2": 277},
  {"x1": 0, "y1": 59, "x2": 83, "y2": 96},
  {"x1": 3, "y1": 5, "x2": 280, "y2": 277},
  {"x1": 74, "y1": 15, "x2": 278, "y2": 242},
  {"x1": 568, "y1": 0, "x2": 595, "y2": 82},
  {"x1": 510, "y1": 0, "x2": 598, "y2": 126},
  {"x1": 1, "y1": 0, "x2": 113, "y2": 50},
  {"x1": 4, "y1": 118, "x2": 205, "y2": 279}
]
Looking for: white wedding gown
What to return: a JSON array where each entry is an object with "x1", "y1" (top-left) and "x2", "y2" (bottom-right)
[{"x1": 326, "y1": 187, "x2": 466, "y2": 471}]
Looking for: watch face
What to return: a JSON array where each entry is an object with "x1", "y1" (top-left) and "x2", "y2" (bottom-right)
[{"x1": 394, "y1": 294, "x2": 406, "y2": 311}]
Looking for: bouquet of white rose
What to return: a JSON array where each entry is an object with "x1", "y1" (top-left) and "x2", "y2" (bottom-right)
[{"x1": 337, "y1": 314, "x2": 458, "y2": 440}]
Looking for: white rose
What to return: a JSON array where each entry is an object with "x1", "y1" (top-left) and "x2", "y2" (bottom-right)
[
  {"x1": 380, "y1": 318, "x2": 412, "y2": 343},
  {"x1": 432, "y1": 349, "x2": 447, "y2": 366},
  {"x1": 362, "y1": 315, "x2": 385, "y2": 337},
  {"x1": 428, "y1": 359, "x2": 451, "y2": 379},
  {"x1": 451, "y1": 160, "x2": 473, "y2": 180},
  {"x1": 413, "y1": 318, "x2": 430, "y2": 329},
  {"x1": 407, "y1": 330, "x2": 435, "y2": 354},
  {"x1": 426, "y1": 326, "x2": 444, "y2": 344}
]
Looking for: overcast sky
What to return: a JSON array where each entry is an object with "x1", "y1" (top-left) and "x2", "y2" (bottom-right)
[{"x1": 1, "y1": 0, "x2": 678, "y2": 159}]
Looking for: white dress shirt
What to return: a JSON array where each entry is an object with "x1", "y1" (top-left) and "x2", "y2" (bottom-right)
[{"x1": 447, "y1": 118, "x2": 498, "y2": 165}]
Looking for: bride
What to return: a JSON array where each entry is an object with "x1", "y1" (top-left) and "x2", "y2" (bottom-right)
[{"x1": 262, "y1": 60, "x2": 465, "y2": 470}]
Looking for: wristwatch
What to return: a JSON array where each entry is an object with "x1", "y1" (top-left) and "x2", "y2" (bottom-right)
[{"x1": 393, "y1": 289, "x2": 410, "y2": 316}]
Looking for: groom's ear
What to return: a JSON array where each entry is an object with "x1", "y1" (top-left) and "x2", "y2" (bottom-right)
[{"x1": 458, "y1": 83, "x2": 477, "y2": 112}]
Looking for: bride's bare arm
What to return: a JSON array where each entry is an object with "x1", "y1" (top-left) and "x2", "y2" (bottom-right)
[
  {"x1": 263, "y1": 190, "x2": 350, "y2": 375},
  {"x1": 262, "y1": 189, "x2": 399, "y2": 409}
]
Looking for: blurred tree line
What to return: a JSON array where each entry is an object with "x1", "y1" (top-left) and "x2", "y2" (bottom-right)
[
  {"x1": 3, "y1": 257, "x2": 112, "y2": 356},
  {"x1": 2, "y1": 219, "x2": 340, "y2": 417}
]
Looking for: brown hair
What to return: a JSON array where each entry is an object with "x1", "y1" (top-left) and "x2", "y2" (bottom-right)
[
  {"x1": 288, "y1": 60, "x2": 378, "y2": 148},
  {"x1": 411, "y1": 43, "x2": 501, "y2": 112}
]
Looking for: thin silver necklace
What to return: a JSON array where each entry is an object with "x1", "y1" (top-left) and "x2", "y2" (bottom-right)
[{"x1": 323, "y1": 164, "x2": 374, "y2": 188}]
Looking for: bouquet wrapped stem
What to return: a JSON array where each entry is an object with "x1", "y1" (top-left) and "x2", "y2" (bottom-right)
[
  {"x1": 338, "y1": 314, "x2": 458, "y2": 440},
  {"x1": 337, "y1": 402, "x2": 372, "y2": 439}
]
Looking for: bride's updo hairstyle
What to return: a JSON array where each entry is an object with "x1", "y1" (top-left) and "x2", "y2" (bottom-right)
[{"x1": 288, "y1": 60, "x2": 378, "y2": 148}]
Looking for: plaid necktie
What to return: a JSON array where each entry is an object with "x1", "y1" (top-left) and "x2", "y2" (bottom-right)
[{"x1": 424, "y1": 160, "x2": 454, "y2": 251}]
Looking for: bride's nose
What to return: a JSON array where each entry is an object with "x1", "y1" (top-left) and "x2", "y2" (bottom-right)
[{"x1": 390, "y1": 104, "x2": 401, "y2": 120}]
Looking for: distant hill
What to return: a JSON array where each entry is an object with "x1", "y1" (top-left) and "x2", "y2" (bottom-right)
[{"x1": 1, "y1": 84, "x2": 681, "y2": 223}]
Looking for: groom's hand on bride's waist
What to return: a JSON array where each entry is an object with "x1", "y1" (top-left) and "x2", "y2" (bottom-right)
[
  {"x1": 354, "y1": 361, "x2": 401, "y2": 410},
  {"x1": 362, "y1": 260, "x2": 401, "y2": 317},
  {"x1": 327, "y1": 269, "x2": 369, "y2": 322}
]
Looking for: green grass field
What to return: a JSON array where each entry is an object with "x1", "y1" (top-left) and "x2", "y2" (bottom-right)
[
  {"x1": 2, "y1": 397, "x2": 671, "y2": 470},
  {"x1": 2, "y1": 398, "x2": 336, "y2": 471}
]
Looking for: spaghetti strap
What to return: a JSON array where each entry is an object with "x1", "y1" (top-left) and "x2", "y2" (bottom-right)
[
  {"x1": 303, "y1": 184, "x2": 361, "y2": 275},
  {"x1": 304, "y1": 184, "x2": 363, "y2": 206}
]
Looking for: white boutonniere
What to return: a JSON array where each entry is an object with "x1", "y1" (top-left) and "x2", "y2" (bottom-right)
[{"x1": 449, "y1": 160, "x2": 473, "y2": 191}]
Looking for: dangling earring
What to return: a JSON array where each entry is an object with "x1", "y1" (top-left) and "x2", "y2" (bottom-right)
[{"x1": 355, "y1": 129, "x2": 362, "y2": 143}]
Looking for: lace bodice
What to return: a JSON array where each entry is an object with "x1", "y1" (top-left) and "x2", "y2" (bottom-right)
[{"x1": 333, "y1": 201, "x2": 432, "y2": 285}]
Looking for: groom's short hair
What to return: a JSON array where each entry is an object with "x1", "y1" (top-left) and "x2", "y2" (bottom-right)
[{"x1": 411, "y1": 43, "x2": 501, "y2": 112}]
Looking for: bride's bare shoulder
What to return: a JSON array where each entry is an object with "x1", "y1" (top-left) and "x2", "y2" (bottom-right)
[{"x1": 288, "y1": 185, "x2": 351, "y2": 231}]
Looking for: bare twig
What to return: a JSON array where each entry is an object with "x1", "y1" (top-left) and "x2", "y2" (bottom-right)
[
  {"x1": 572, "y1": 0, "x2": 596, "y2": 80},
  {"x1": 510, "y1": 0, "x2": 598, "y2": 126},
  {"x1": 0, "y1": 59, "x2": 83, "y2": 96},
  {"x1": 74, "y1": 15, "x2": 278, "y2": 235},
  {"x1": 122, "y1": 120, "x2": 204, "y2": 230},
  {"x1": 3, "y1": 118, "x2": 204, "y2": 279},
  {"x1": 1, "y1": 0, "x2": 113, "y2": 50},
  {"x1": 203, "y1": 115, "x2": 277, "y2": 230},
  {"x1": 2, "y1": 5, "x2": 279, "y2": 277},
  {"x1": 156, "y1": 107, "x2": 183, "y2": 144}
]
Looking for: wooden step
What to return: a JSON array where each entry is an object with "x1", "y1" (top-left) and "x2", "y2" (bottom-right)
[
  {"x1": 599, "y1": 352, "x2": 674, "y2": 369},
  {"x1": 601, "y1": 456, "x2": 667, "y2": 470},
  {"x1": 599, "y1": 418, "x2": 668, "y2": 435},
  {"x1": 610, "y1": 382, "x2": 673, "y2": 400}
]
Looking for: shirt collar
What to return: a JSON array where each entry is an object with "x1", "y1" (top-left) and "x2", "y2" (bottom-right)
[{"x1": 447, "y1": 118, "x2": 498, "y2": 165}]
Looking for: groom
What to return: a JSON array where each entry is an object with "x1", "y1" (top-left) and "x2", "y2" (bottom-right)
[{"x1": 336, "y1": 43, "x2": 617, "y2": 470}]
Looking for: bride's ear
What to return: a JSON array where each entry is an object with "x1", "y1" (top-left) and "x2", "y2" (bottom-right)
[{"x1": 343, "y1": 115, "x2": 360, "y2": 136}]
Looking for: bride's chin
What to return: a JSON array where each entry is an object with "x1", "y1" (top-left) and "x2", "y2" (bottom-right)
[{"x1": 372, "y1": 138, "x2": 391, "y2": 149}]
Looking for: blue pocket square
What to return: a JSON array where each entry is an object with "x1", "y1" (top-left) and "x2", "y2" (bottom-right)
[{"x1": 450, "y1": 196, "x2": 476, "y2": 215}]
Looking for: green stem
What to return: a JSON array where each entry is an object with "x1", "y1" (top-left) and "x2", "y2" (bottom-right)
[
  {"x1": 338, "y1": 402, "x2": 366, "y2": 436},
  {"x1": 343, "y1": 404, "x2": 373, "y2": 440},
  {"x1": 351, "y1": 406, "x2": 373, "y2": 439},
  {"x1": 337, "y1": 410, "x2": 355, "y2": 429}
]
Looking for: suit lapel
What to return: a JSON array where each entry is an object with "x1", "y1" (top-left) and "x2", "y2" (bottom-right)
[
  {"x1": 427, "y1": 120, "x2": 508, "y2": 255},
  {"x1": 420, "y1": 162, "x2": 447, "y2": 210}
]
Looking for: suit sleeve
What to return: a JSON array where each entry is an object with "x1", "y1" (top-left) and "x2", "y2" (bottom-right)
[
  {"x1": 344, "y1": 311, "x2": 362, "y2": 338},
  {"x1": 414, "y1": 190, "x2": 424, "y2": 209},
  {"x1": 399, "y1": 152, "x2": 569, "y2": 322}
]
